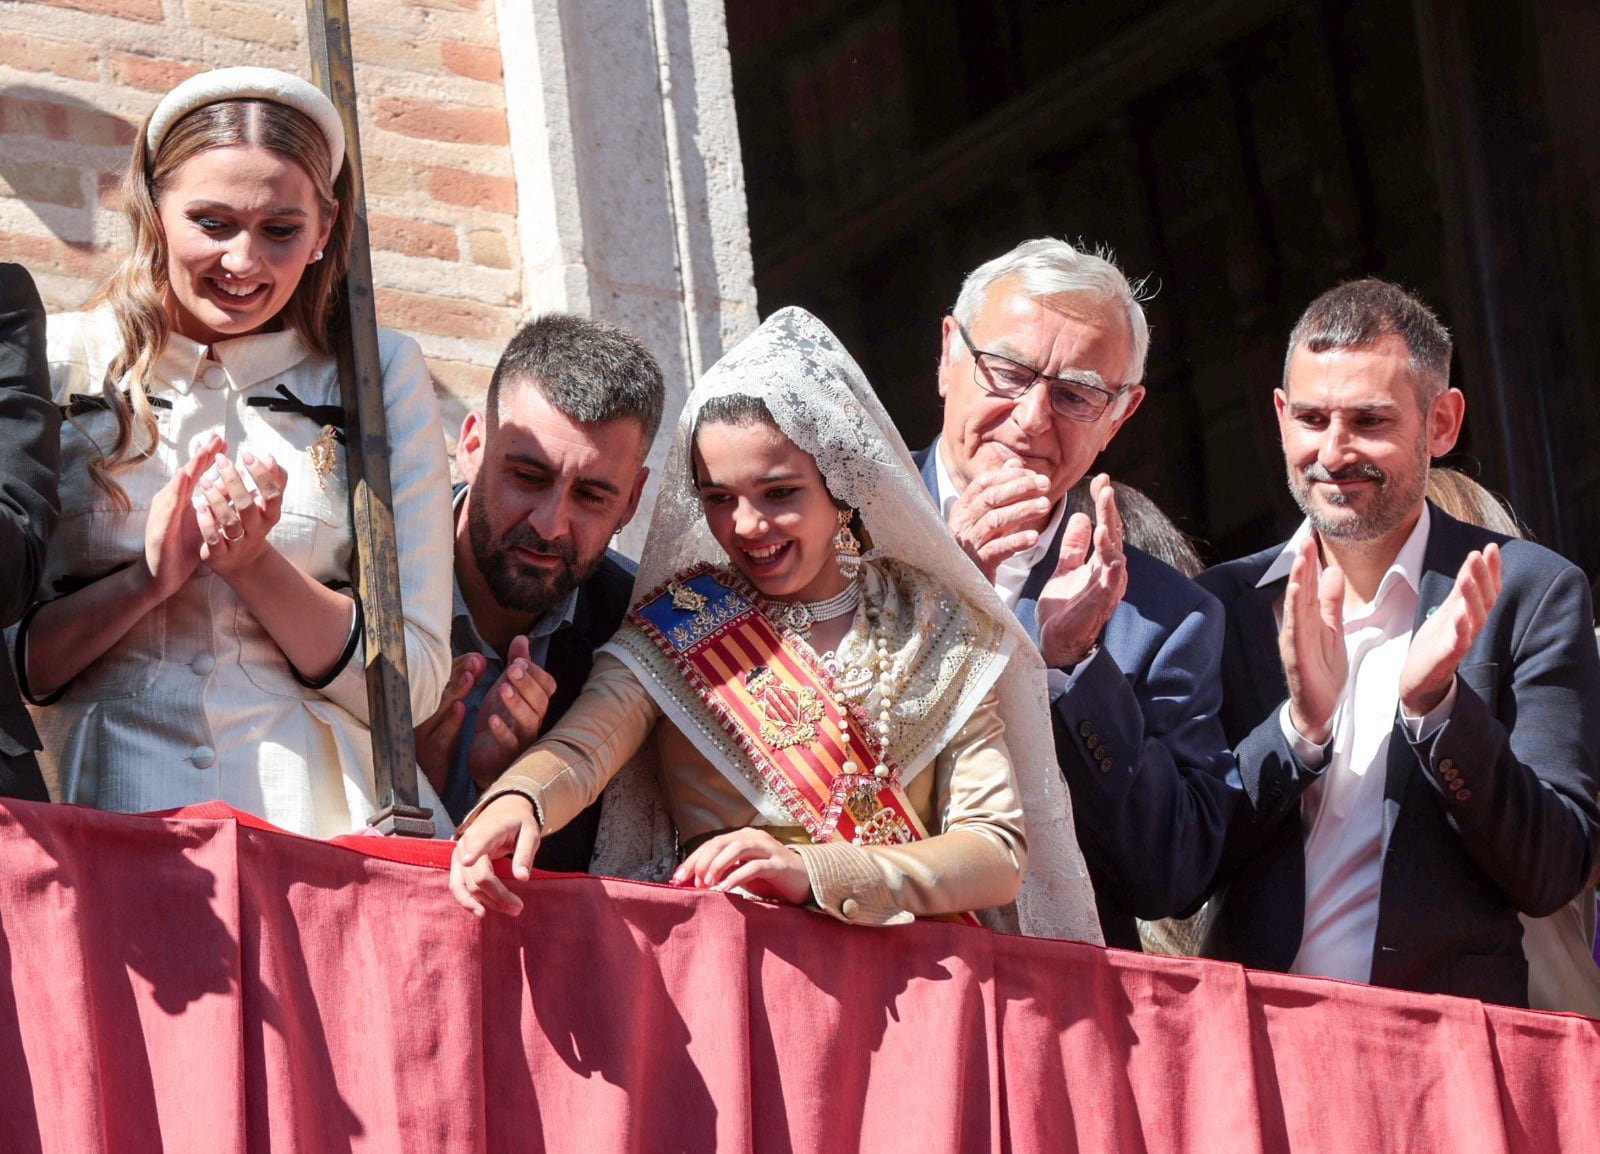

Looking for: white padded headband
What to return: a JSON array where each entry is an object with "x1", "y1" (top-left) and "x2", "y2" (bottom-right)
[{"x1": 145, "y1": 67, "x2": 345, "y2": 179}]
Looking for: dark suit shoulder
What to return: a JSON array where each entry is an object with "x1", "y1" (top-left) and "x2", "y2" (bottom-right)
[
  {"x1": 1123, "y1": 544, "x2": 1221, "y2": 627},
  {"x1": 1433, "y1": 507, "x2": 1578, "y2": 585},
  {"x1": 1197, "y1": 545, "x2": 1283, "y2": 604}
]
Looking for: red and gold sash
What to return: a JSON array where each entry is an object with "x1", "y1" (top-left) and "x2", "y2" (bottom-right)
[{"x1": 627, "y1": 565, "x2": 928, "y2": 849}]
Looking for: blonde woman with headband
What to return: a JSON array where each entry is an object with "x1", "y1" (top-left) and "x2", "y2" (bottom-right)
[{"x1": 15, "y1": 68, "x2": 454, "y2": 836}]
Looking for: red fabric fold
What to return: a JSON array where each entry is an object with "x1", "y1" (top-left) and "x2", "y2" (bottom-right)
[{"x1": 0, "y1": 799, "x2": 1593, "y2": 1152}]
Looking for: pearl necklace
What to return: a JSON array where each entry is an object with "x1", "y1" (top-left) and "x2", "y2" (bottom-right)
[
  {"x1": 779, "y1": 581, "x2": 860, "y2": 637},
  {"x1": 836, "y1": 599, "x2": 896, "y2": 781}
]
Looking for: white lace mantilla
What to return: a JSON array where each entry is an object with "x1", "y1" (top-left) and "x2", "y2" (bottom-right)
[{"x1": 614, "y1": 306, "x2": 1102, "y2": 945}]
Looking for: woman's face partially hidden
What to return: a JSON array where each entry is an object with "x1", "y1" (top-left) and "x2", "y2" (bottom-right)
[
  {"x1": 692, "y1": 419, "x2": 850, "y2": 604},
  {"x1": 156, "y1": 144, "x2": 333, "y2": 345}
]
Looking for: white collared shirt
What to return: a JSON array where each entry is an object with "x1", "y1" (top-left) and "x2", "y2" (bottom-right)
[{"x1": 1263, "y1": 506, "x2": 1454, "y2": 983}]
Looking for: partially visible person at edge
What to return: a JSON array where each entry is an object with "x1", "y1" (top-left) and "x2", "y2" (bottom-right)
[
  {"x1": 1197, "y1": 279, "x2": 1600, "y2": 1008},
  {"x1": 913, "y1": 237, "x2": 1237, "y2": 949},
  {"x1": 414, "y1": 314, "x2": 667, "y2": 876},
  {"x1": 450, "y1": 307, "x2": 1103, "y2": 943},
  {"x1": 14, "y1": 68, "x2": 453, "y2": 836},
  {"x1": 0, "y1": 264, "x2": 61, "y2": 805},
  {"x1": 1424, "y1": 466, "x2": 1600, "y2": 1017}
]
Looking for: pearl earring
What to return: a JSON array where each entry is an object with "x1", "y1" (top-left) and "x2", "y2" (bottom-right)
[{"x1": 311, "y1": 250, "x2": 324, "y2": 263}]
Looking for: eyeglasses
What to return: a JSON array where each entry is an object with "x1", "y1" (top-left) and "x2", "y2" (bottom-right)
[{"x1": 956, "y1": 324, "x2": 1125, "y2": 423}]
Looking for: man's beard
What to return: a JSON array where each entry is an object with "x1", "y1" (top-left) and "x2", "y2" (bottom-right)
[
  {"x1": 1287, "y1": 446, "x2": 1429, "y2": 543},
  {"x1": 466, "y1": 490, "x2": 604, "y2": 616}
]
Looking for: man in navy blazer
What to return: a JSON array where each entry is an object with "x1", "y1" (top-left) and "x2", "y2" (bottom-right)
[
  {"x1": 1197, "y1": 279, "x2": 1600, "y2": 1006},
  {"x1": 414, "y1": 315, "x2": 662, "y2": 869},
  {"x1": 913, "y1": 238, "x2": 1237, "y2": 948},
  {"x1": 0, "y1": 264, "x2": 59, "y2": 804}
]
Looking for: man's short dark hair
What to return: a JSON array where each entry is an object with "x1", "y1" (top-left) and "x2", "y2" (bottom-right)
[
  {"x1": 1284, "y1": 278, "x2": 1453, "y2": 401},
  {"x1": 486, "y1": 314, "x2": 665, "y2": 454}
]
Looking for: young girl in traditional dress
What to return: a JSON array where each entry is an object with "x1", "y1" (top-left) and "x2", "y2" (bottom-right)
[{"x1": 452, "y1": 307, "x2": 1098, "y2": 940}]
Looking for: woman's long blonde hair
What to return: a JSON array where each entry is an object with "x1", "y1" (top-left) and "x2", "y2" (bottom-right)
[{"x1": 84, "y1": 97, "x2": 353, "y2": 510}]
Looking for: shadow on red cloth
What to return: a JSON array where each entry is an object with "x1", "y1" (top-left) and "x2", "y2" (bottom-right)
[
  {"x1": 0, "y1": 800, "x2": 237, "y2": 1151},
  {"x1": 3, "y1": 798, "x2": 1598, "y2": 1152}
]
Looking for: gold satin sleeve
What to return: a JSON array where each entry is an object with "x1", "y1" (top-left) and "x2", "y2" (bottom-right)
[
  {"x1": 461, "y1": 652, "x2": 662, "y2": 835},
  {"x1": 794, "y1": 687, "x2": 1028, "y2": 926}
]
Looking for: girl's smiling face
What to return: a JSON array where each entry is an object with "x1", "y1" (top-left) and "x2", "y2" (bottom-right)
[
  {"x1": 692, "y1": 418, "x2": 850, "y2": 604},
  {"x1": 157, "y1": 145, "x2": 333, "y2": 345}
]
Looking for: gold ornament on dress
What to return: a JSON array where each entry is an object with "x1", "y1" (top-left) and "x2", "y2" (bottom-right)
[
  {"x1": 309, "y1": 424, "x2": 339, "y2": 487},
  {"x1": 844, "y1": 780, "x2": 881, "y2": 825},
  {"x1": 669, "y1": 580, "x2": 707, "y2": 612},
  {"x1": 855, "y1": 807, "x2": 914, "y2": 846}
]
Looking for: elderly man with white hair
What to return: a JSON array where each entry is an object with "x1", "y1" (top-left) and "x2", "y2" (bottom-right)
[{"x1": 912, "y1": 237, "x2": 1238, "y2": 949}]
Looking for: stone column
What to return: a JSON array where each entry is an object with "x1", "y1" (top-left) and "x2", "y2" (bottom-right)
[{"x1": 494, "y1": 0, "x2": 760, "y2": 556}]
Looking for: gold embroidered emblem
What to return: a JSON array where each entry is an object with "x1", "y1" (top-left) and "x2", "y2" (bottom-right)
[
  {"x1": 669, "y1": 581, "x2": 707, "y2": 613},
  {"x1": 745, "y1": 665, "x2": 824, "y2": 749},
  {"x1": 309, "y1": 424, "x2": 339, "y2": 487}
]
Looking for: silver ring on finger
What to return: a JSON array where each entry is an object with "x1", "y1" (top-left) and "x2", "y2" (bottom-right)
[
  {"x1": 221, "y1": 522, "x2": 246, "y2": 543},
  {"x1": 259, "y1": 479, "x2": 282, "y2": 500}
]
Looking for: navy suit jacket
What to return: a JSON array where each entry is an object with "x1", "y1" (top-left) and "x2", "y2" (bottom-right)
[
  {"x1": 913, "y1": 443, "x2": 1238, "y2": 947},
  {"x1": 0, "y1": 265, "x2": 58, "y2": 803},
  {"x1": 1197, "y1": 505, "x2": 1600, "y2": 1006}
]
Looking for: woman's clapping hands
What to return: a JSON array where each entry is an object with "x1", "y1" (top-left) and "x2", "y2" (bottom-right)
[{"x1": 196, "y1": 447, "x2": 289, "y2": 577}]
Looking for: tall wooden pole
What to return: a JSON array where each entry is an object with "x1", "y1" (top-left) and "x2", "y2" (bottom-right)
[{"x1": 305, "y1": 0, "x2": 435, "y2": 836}]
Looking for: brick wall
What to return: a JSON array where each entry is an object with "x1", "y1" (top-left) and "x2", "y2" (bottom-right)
[{"x1": 0, "y1": 0, "x2": 521, "y2": 430}]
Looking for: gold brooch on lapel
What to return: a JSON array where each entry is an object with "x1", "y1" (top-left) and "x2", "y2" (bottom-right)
[{"x1": 309, "y1": 425, "x2": 339, "y2": 487}]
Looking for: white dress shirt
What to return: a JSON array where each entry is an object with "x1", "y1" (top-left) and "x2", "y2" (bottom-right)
[
  {"x1": 1262, "y1": 507, "x2": 1455, "y2": 982},
  {"x1": 27, "y1": 307, "x2": 455, "y2": 837}
]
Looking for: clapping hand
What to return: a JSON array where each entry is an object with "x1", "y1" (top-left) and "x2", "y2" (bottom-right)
[
  {"x1": 416, "y1": 653, "x2": 488, "y2": 793},
  {"x1": 465, "y1": 635, "x2": 557, "y2": 787},
  {"x1": 142, "y1": 434, "x2": 225, "y2": 600},
  {"x1": 1037, "y1": 473, "x2": 1127, "y2": 668},
  {"x1": 945, "y1": 459, "x2": 1054, "y2": 581},
  {"x1": 1400, "y1": 543, "x2": 1501, "y2": 718},
  {"x1": 1280, "y1": 534, "x2": 1347, "y2": 745},
  {"x1": 196, "y1": 449, "x2": 288, "y2": 577},
  {"x1": 414, "y1": 637, "x2": 558, "y2": 794}
]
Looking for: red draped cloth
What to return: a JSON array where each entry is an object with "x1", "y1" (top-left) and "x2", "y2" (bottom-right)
[{"x1": 0, "y1": 799, "x2": 1594, "y2": 1153}]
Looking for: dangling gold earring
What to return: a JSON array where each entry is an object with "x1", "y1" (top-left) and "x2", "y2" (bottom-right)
[{"x1": 834, "y1": 507, "x2": 862, "y2": 578}]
